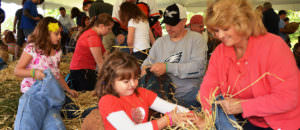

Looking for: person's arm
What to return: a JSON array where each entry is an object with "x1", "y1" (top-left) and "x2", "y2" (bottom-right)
[
  {"x1": 127, "y1": 27, "x2": 135, "y2": 53},
  {"x1": 13, "y1": 15, "x2": 18, "y2": 33},
  {"x1": 58, "y1": 73, "x2": 78, "y2": 98},
  {"x1": 90, "y1": 47, "x2": 103, "y2": 70},
  {"x1": 106, "y1": 110, "x2": 166, "y2": 130},
  {"x1": 141, "y1": 38, "x2": 160, "y2": 76},
  {"x1": 149, "y1": 29, "x2": 155, "y2": 45},
  {"x1": 23, "y1": 9, "x2": 40, "y2": 21},
  {"x1": 150, "y1": 97, "x2": 190, "y2": 113},
  {"x1": 241, "y1": 38, "x2": 300, "y2": 118},
  {"x1": 14, "y1": 52, "x2": 45, "y2": 80},
  {"x1": 199, "y1": 45, "x2": 222, "y2": 112}
]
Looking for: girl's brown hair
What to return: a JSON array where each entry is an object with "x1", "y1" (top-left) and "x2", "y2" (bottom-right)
[
  {"x1": 28, "y1": 17, "x2": 61, "y2": 56},
  {"x1": 95, "y1": 51, "x2": 141, "y2": 98},
  {"x1": 4, "y1": 31, "x2": 16, "y2": 43},
  {"x1": 119, "y1": 2, "x2": 148, "y2": 27},
  {"x1": 77, "y1": 13, "x2": 113, "y2": 40},
  {"x1": 205, "y1": 0, "x2": 266, "y2": 38}
]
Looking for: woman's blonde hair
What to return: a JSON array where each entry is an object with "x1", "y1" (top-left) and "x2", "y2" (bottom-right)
[{"x1": 205, "y1": 0, "x2": 266, "y2": 37}]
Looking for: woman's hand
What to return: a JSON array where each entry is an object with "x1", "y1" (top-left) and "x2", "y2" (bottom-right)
[
  {"x1": 67, "y1": 89, "x2": 79, "y2": 98},
  {"x1": 216, "y1": 98, "x2": 243, "y2": 115},
  {"x1": 34, "y1": 69, "x2": 45, "y2": 80}
]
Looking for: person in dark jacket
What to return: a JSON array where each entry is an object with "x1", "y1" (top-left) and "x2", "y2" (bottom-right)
[{"x1": 262, "y1": 2, "x2": 279, "y2": 35}]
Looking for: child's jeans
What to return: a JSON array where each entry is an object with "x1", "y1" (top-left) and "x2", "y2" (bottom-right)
[{"x1": 14, "y1": 69, "x2": 66, "y2": 130}]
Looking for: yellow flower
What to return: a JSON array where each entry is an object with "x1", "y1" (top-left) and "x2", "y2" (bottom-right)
[{"x1": 48, "y1": 22, "x2": 60, "y2": 32}]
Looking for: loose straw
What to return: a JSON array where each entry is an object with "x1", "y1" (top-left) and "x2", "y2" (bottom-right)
[{"x1": 231, "y1": 72, "x2": 284, "y2": 97}]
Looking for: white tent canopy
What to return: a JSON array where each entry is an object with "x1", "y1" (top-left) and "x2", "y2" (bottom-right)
[{"x1": 3, "y1": 0, "x2": 300, "y2": 13}]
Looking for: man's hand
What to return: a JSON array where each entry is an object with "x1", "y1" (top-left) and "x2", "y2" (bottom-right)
[{"x1": 150, "y1": 63, "x2": 166, "y2": 76}]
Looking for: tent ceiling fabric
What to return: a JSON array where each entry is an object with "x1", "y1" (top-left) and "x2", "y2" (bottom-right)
[{"x1": 3, "y1": 0, "x2": 300, "y2": 12}]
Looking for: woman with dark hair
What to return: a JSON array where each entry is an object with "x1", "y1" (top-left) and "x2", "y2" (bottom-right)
[
  {"x1": 71, "y1": 7, "x2": 87, "y2": 28},
  {"x1": 69, "y1": 13, "x2": 114, "y2": 91},
  {"x1": 119, "y1": 2, "x2": 155, "y2": 61}
]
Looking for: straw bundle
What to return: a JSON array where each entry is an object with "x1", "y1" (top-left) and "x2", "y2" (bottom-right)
[{"x1": 62, "y1": 91, "x2": 98, "y2": 129}]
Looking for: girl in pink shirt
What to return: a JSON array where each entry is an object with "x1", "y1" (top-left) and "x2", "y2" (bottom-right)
[
  {"x1": 199, "y1": 0, "x2": 300, "y2": 129},
  {"x1": 14, "y1": 17, "x2": 78, "y2": 97}
]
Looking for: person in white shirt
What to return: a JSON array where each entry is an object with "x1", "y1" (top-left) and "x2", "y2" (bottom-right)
[
  {"x1": 119, "y1": 2, "x2": 155, "y2": 61},
  {"x1": 58, "y1": 7, "x2": 75, "y2": 33},
  {"x1": 112, "y1": 0, "x2": 160, "y2": 52}
]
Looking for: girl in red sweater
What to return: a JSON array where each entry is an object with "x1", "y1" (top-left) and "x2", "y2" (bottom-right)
[{"x1": 95, "y1": 51, "x2": 195, "y2": 130}]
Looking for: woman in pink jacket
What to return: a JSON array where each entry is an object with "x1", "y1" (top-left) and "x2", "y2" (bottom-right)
[{"x1": 199, "y1": 0, "x2": 300, "y2": 129}]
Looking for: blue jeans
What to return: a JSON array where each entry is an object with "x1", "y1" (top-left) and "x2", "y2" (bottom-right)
[
  {"x1": 176, "y1": 87, "x2": 201, "y2": 110},
  {"x1": 0, "y1": 58, "x2": 7, "y2": 70},
  {"x1": 214, "y1": 95, "x2": 237, "y2": 130},
  {"x1": 14, "y1": 69, "x2": 66, "y2": 130}
]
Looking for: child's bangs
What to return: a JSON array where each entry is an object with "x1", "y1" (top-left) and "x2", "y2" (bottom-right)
[{"x1": 115, "y1": 63, "x2": 140, "y2": 80}]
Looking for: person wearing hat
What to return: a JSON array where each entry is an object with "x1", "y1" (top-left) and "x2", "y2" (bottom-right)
[
  {"x1": 142, "y1": 4, "x2": 207, "y2": 109},
  {"x1": 188, "y1": 15, "x2": 208, "y2": 46}
]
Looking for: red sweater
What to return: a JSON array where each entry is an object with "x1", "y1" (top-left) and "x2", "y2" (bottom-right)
[
  {"x1": 99, "y1": 88, "x2": 158, "y2": 130},
  {"x1": 199, "y1": 33, "x2": 300, "y2": 130}
]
